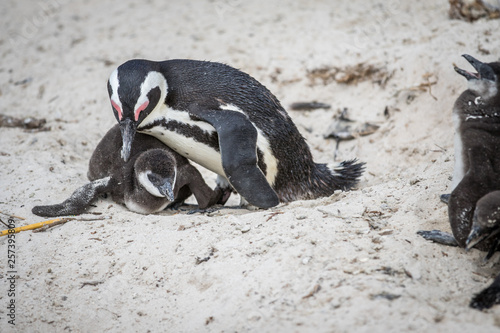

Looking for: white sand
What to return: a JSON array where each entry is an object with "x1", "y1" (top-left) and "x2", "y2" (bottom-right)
[{"x1": 2, "y1": 0, "x2": 500, "y2": 332}]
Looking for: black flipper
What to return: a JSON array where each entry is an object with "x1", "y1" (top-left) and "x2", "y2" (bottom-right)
[
  {"x1": 188, "y1": 106, "x2": 279, "y2": 208},
  {"x1": 166, "y1": 184, "x2": 193, "y2": 210},
  {"x1": 175, "y1": 163, "x2": 223, "y2": 210},
  {"x1": 470, "y1": 274, "x2": 500, "y2": 310},
  {"x1": 32, "y1": 177, "x2": 112, "y2": 217},
  {"x1": 485, "y1": 238, "x2": 500, "y2": 261},
  {"x1": 417, "y1": 230, "x2": 459, "y2": 247}
]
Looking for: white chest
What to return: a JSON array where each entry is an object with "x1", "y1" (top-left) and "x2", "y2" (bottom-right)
[
  {"x1": 140, "y1": 105, "x2": 225, "y2": 176},
  {"x1": 139, "y1": 104, "x2": 279, "y2": 186}
]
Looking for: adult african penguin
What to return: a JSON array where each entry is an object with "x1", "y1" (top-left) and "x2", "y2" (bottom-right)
[
  {"x1": 107, "y1": 59, "x2": 364, "y2": 208},
  {"x1": 32, "y1": 124, "x2": 221, "y2": 216}
]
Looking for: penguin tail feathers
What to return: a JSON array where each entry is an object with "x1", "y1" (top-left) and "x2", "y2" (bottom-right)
[
  {"x1": 314, "y1": 158, "x2": 365, "y2": 193},
  {"x1": 330, "y1": 159, "x2": 365, "y2": 190},
  {"x1": 32, "y1": 177, "x2": 112, "y2": 217}
]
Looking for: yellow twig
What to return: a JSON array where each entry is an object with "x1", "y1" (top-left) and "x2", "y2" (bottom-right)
[{"x1": 0, "y1": 218, "x2": 72, "y2": 237}]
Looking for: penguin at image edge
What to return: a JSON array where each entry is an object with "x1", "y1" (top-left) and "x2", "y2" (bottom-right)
[{"x1": 418, "y1": 54, "x2": 500, "y2": 310}]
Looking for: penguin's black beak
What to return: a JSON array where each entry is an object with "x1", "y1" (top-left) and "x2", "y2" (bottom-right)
[
  {"x1": 119, "y1": 118, "x2": 136, "y2": 162},
  {"x1": 465, "y1": 225, "x2": 488, "y2": 251},
  {"x1": 146, "y1": 172, "x2": 175, "y2": 201},
  {"x1": 157, "y1": 181, "x2": 175, "y2": 202},
  {"x1": 465, "y1": 223, "x2": 500, "y2": 251},
  {"x1": 455, "y1": 54, "x2": 496, "y2": 82}
]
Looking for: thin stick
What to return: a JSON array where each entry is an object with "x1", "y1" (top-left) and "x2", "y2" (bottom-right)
[
  {"x1": 0, "y1": 215, "x2": 109, "y2": 236},
  {"x1": 0, "y1": 218, "x2": 71, "y2": 236},
  {"x1": 0, "y1": 211, "x2": 26, "y2": 220},
  {"x1": 32, "y1": 218, "x2": 75, "y2": 233}
]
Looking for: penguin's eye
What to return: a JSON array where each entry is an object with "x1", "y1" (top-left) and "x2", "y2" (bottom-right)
[
  {"x1": 111, "y1": 100, "x2": 122, "y2": 120},
  {"x1": 134, "y1": 100, "x2": 150, "y2": 121}
]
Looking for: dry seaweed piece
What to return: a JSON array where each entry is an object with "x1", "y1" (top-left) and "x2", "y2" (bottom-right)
[
  {"x1": 0, "y1": 113, "x2": 50, "y2": 131},
  {"x1": 290, "y1": 101, "x2": 331, "y2": 111},
  {"x1": 394, "y1": 72, "x2": 438, "y2": 102},
  {"x1": 307, "y1": 63, "x2": 393, "y2": 87},
  {"x1": 449, "y1": 0, "x2": 500, "y2": 21},
  {"x1": 324, "y1": 108, "x2": 380, "y2": 160},
  {"x1": 324, "y1": 108, "x2": 380, "y2": 141}
]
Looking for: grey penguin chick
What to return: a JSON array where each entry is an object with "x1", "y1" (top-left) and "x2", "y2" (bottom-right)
[
  {"x1": 466, "y1": 191, "x2": 500, "y2": 310},
  {"x1": 447, "y1": 54, "x2": 500, "y2": 249},
  {"x1": 107, "y1": 59, "x2": 365, "y2": 209},
  {"x1": 420, "y1": 190, "x2": 500, "y2": 310},
  {"x1": 420, "y1": 55, "x2": 500, "y2": 249},
  {"x1": 470, "y1": 274, "x2": 500, "y2": 310},
  {"x1": 32, "y1": 124, "x2": 221, "y2": 216},
  {"x1": 440, "y1": 54, "x2": 500, "y2": 204},
  {"x1": 418, "y1": 55, "x2": 500, "y2": 310},
  {"x1": 450, "y1": 54, "x2": 500, "y2": 192},
  {"x1": 465, "y1": 191, "x2": 500, "y2": 252}
]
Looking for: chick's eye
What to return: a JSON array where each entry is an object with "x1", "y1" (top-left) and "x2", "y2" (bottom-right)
[
  {"x1": 111, "y1": 100, "x2": 122, "y2": 120},
  {"x1": 134, "y1": 100, "x2": 149, "y2": 121}
]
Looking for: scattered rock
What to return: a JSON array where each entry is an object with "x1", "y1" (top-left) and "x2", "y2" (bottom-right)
[
  {"x1": 302, "y1": 256, "x2": 312, "y2": 264},
  {"x1": 370, "y1": 292, "x2": 401, "y2": 301},
  {"x1": 265, "y1": 240, "x2": 276, "y2": 247},
  {"x1": 378, "y1": 229, "x2": 394, "y2": 236},
  {"x1": 235, "y1": 223, "x2": 251, "y2": 233},
  {"x1": 409, "y1": 178, "x2": 421, "y2": 185},
  {"x1": 324, "y1": 108, "x2": 380, "y2": 160},
  {"x1": 290, "y1": 101, "x2": 331, "y2": 111},
  {"x1": 13, "y1": 77, "x2": 33, "y2": 86},
  {"x1": 302, "y1": 284, "x2": 321, "y2": 299},
  {"x1": 324, "y1": 108, "x2": 380, "y2": 141},
  {"x1": 195, "y1": 247, "x2": 216, "y2": 265}
]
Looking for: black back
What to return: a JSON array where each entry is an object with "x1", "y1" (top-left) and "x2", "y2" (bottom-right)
[{"x1": 158, "y1": 60, "x2": 316, "y2": 197}]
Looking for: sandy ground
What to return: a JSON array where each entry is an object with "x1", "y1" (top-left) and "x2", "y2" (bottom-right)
[{"x1": 2, "y1": 0, "x2": 500, "y2": 332}]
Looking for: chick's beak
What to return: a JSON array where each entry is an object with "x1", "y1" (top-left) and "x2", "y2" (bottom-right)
[
  {"x1": 158, "y1": 181, "x2": 175, "y2": 202},
  {"x1": 455, "y1": 54, "x2": 495, "y2": 81},
  {"x1": 465, "y1": 225, "x2": 488, "y2": 251}
]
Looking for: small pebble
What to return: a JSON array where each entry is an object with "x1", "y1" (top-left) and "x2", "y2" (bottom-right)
[{"x1": 240, "y1": 225, "x2": 251, "y2": 233}]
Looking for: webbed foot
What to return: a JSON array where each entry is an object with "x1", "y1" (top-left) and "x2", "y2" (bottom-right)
[{"x1": 417, "y1": 230, "x2": 459, "y2": 247}]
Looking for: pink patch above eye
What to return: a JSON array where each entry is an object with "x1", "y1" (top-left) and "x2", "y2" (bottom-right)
[
  {"x1": 111, "y1": 100, "x2": 122, "y2": 120},
  {"x1": 134, "y1": 100, "x2": 149, "y2": 121}
]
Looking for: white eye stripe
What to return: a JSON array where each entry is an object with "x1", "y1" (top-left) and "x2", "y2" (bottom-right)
[
  {"x1": 137, "y1": 171, "x2": 164, "y2": 198},
  {"x1": 109, "y1": 68, "x2": 168, "y2": 121},
  {"x1": 172, "y1": 165, "x2": 177, "y2": 191},
  {"x1": 134, "y1": 71, "x2": 168, "y2": 113},
  {"x1": 109, "y1": 68, "x2": 123, "y2": 111}
]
